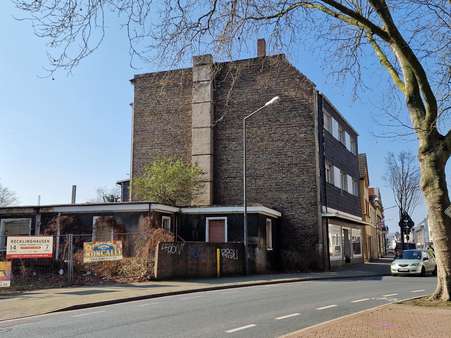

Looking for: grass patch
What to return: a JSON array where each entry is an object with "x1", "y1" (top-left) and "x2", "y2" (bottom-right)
[{"x1": 401, "y1": 296, "x2": 451, "y2": 308}]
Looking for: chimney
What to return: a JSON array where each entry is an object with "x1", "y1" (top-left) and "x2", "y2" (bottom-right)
[
  {"x1": 191, "y1": 55, "x2": 214, "y2": 206},
  {"x1": 71, "y1": 185, "x2": 77, "y2": 204},
  {"x1": 257, "y1": 39, "x2": 266, "y2": 57}
]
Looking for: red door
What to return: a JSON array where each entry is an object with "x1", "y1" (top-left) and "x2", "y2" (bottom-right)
[{"x1": 208, "y1": 220, "x2": 225, "y2": 242}]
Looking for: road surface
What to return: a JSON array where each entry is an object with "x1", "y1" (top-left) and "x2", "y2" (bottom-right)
[{"x1": 0, "y1": 275, "x2": 435, "y2": 338}]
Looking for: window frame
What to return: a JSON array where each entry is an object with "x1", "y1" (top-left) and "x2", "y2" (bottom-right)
[
  {"x1": 323, "y1": 111, "x2": 332, "y2": 133},
  {"x1": 266, "y1": 218, "x2": 273, "y2": 251},
  {"x1": 205, "y1": 217, "x2": 228, "y2": 243},
  {"x1": 162, "y1": 215, "x2": 172, "y2": 233},
  {"x1": 341, "y1": 170, "x2": 348, "y2": 192},
  {"x1": 325, "y1": 161, "x2": 333, "y2": 184}
]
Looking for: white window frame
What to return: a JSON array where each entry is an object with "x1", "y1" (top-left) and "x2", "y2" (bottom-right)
[
  {"x1": 162, "y1": 215, "x2": 172, "y2": 232},
  {"x1": 205, "y1": 217, "x2": 228, "y2": 243},
  {"x1": 347, "y1": 174, "x2": 353, "y2": 194},
  {"x1": 325, "y1": 161, "x2": 333, "y2": 184},
  {"x1": 333, "y1": 166, "x2": 341, "y2": 189},
  {"x1": 266, "y1": 218, "x2": 273, "y2": 250},
  {"x1": 345, "y1": 132, "x2": 351, "y2": 150},
  {"x1": 323, "y1": 111, "x2": 332, "y2": 133},
  {"x1": 341, "y1": 170, "x2": 348, "y2": 191},
  {"x1": 353, "y1": 179, "x2": 359, "y2": 196},
  {"x1": 332, "y1": 118, "x2": 339, "y2": 139}
]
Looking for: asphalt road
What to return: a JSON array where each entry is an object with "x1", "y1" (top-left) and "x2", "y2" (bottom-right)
[{"x1": 0, "y1": 275, "x2": 435, "y2": 338}]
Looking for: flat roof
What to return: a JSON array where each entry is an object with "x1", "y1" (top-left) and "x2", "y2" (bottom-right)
[{"x1": 0, "y1": 202, "x2": 281, "y2": 218}]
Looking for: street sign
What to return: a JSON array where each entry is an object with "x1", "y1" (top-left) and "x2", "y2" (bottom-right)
[{"x1": 445, "y1": 205, "x2": 451, "y2": 218}]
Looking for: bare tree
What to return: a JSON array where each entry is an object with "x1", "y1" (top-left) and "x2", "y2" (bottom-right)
[
  {"x1": 92, "y1": 186, "x2": 121, "y2": 203},
  {"x1": 385, "y1": 151, "x2": 421, "y2": 216},
  {"x1": 13, "y1": 0, "x2": 451, "y2": 300},
  {"x1": 0, "y1": 182, "x2": 17, "y2": 207}
]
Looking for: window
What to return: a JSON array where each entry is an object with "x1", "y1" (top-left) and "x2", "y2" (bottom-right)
[
  {"x1": 345, "y1": 132, "x2": 351, "y2": 150},
  {"x1": 162, "y1": 216, "x2": 172, "y2": 232},
  {"x1": 341, "y1": 170, "x2": 347, "y2": 191},
  {"x1": 266, "y1": 219, "x2": 273, "y2": 250},
  {"x1": 323, "y1": 111, "x2": 332, "y2": 133},
  {"x1": 333, "y1": 166, "x2": 341, "y2": 189},
  {"x1": 353, "y1": 179, "x2": 359, "y2": 196},
  {"x1": 332, "y1": 118, "x2": 339, "y2": 139},
  {"x1": 352, "y1": 229, "x2": 362, "y2": 256},
  {"x1": 350, "y1": 138, "x2": 357, "y2": 155},
  {"x1": 347, "y1": 174, "x2": 353, "y2": 194},
  {"x1": 325, "y1": 161, "x2": 333, "y2": 184},
  {"x1": 206, "y1": 217, "x2": 227, "y2": 243},
  {"x1": 339, "y1": 126, "x2": 346, "y2": 144},
  {"x1": 329, "y1": 224, "x2": 342, "y2": 260}
]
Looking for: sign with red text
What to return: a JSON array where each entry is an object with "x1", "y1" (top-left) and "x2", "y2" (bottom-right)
[{"x1": 6, "y1": 236, "x2": 53, "y2": 259}]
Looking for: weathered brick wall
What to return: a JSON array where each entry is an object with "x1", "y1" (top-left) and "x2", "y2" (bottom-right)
[
  {"x1": 131, "y1": 69, "x2": 193, "y2": 180},
  {"x1": 154, "y1": 241, "x2": 244, "y2": 279},
  {"x1": 212, "y1": 56, "x2": 321, "y2": 270}
]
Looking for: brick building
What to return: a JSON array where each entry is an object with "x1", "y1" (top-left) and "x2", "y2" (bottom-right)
[{"x1": 130, "y1": 40, "x2": 364, "y2": 271}]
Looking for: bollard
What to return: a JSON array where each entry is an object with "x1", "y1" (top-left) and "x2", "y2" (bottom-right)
[{"x1": 216, "y1": 248, "x2": 220, "y2": 278}]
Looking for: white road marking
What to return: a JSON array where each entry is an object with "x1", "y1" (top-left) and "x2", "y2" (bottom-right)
[
  {"x1": 275, "y1": 313, "x2": 300, "y2": 320},
  {"x1": 316, "y1": 304, "x2": 337, "y2": 310},
  {"x1": 137, "y1": 301, "x2": 161, "y2": 307},
  {"x1": 410, "y1": 289, "x2": 425, "y2": 293},
  {"x1": 72, "y1": 311, "x2": 106, "y2": 318},
  {"x1": 225, "y1": 324, "x2": 256, "y2": 333},
  {"x1": 351, "y1": 298, "x2": 370, "y2": 303},
  {"x1": 383, "y1": 293, "x2": 398, "y2": 297}
]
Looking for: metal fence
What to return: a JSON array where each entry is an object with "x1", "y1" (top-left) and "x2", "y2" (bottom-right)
[{"x1": 0, "y1": 232, "x2": 169, "y2": 291}]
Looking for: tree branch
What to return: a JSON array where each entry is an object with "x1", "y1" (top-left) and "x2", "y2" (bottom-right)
[{"x1": 366, "y1": 32, "x2": 405, "y2": 93}]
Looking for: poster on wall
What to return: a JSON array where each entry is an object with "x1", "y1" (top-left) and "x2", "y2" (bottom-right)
[
  {"x1": 83, "y1": 241, "x2": 123, "y2": 263},
  {"x1": 0, "y1": 261, "x2": 12, "y2": 287},
  {"x1": 6, "y1": 236, "x2": 53, "y2": 259}
]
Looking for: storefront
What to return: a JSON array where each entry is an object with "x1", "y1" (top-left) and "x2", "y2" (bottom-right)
[{"x1": 323, "y1": 211, "x2": 365, "y2": 267}]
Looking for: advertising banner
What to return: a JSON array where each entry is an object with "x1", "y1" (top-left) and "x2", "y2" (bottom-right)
[
  {"x1": 6, "y1": 236, "x2": 53, "y2": 259},
  {"x1": 83, "y1": 241, "x2": 123, "y2": 263},
  {"x1": 0, "y1": 261, "x2": 12, "y2": 287}
]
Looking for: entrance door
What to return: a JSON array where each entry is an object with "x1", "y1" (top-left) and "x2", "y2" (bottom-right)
[
  {"x1": 343, "y1": 229, "x2": 351, "y2": 262},
  {"x1": 206, "y1": 218, "x2": 227, "y2": 243}
]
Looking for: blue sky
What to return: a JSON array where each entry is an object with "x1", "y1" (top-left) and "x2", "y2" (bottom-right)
[{"x1": 0, "y1": 2, "x2": 449, "y2": 232}]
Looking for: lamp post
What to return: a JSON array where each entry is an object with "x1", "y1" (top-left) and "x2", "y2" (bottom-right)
[{"x1": 243, "y1": 96, "x2": 280, "y2": 274}]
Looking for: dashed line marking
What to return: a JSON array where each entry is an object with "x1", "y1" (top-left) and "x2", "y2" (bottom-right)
[
  {"x1": 72, "y1": 311, "x2": 106, "y2": 318},
  {"x1": 225, "y1": 324, "x2": 256, "y2": 333},
  {"x1": 351, "y1": 298, "x2": 370, "y2": 303},
  {"x1": 316, "y1": 305, "x2": 337, "y2": 310},
  {"x1": 275, "y1": 313, "x2": 300, "y2": 320},
  {"x1": 383, "y1": 293, "x2": 398, "y2": 297},
  {"x1": 410, "y1": 289, "x2": 425, "y2": 293}
]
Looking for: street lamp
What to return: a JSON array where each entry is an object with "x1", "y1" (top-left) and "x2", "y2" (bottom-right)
[{"x1": 243, "y1": 96, "x2": 280, "y2": 274}]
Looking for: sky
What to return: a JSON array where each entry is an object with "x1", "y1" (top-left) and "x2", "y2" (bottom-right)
[{"x1": 0, "y1": 2, "x2": 449, "y2": 233}]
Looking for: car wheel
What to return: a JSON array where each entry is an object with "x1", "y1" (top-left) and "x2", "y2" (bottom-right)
[{"x1": 421, "y1": 266, "x2": 426, "y2": 276}]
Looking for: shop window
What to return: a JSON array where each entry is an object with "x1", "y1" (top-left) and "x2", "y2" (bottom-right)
[
  {"x1": 266, "y1": 219, "x2": 273, "y2": 250},
  {"x1": 329, "y1": 224, "x2": 342, "y2": 260},
  {"x1": 352, "y1": 229, "x2": 362, "y2": 256},
  {"x1": 162, "y1": 216, "x2": 172, "y2": 233}
]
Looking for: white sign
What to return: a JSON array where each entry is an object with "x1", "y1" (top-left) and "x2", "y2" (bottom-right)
[
  {"x1": 6, "y1": 236, "x2": 53, "y2": 259},
  {"x1": 445, "y1": 205, "x2": 451, "y2": 218}
]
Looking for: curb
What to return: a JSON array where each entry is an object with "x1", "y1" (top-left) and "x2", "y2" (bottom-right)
[{"x1": 55, "y1": 272, "x2": 390, "y2": 312}]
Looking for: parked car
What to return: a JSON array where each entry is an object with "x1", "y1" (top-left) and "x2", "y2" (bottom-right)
[
  {"x1": 394, "y1": 242, "x2": 416, "y2": 258},
  {"x1": 391, "y1": 249, "x2": 436, "y2": 276}
]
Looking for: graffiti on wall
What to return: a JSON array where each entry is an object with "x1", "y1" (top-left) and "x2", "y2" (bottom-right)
[
  {"x1": 160, "y1": 242, "x2": 185, "y2": 255},
  {"x1": 220, "y1": 248, "x2": 239, "y2": 260}
]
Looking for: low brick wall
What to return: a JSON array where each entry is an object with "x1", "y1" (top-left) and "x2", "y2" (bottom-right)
[{"x1": 154, "y1": 242, "x2": 244, "y2": 279}]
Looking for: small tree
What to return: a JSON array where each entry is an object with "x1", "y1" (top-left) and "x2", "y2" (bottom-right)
[
  {"x1": 0, "y1": 182, "x2": 17, "y2": 207},
  {"x1": 132, "y1": 158, "x2": 203, "y2": 205}
]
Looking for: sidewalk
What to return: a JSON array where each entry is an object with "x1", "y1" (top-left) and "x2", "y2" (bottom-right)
[
  {"x1": 283, "y1": 303, "x2": 451, "y2": 338},
  {"x1": 0, "y1": 259, "x2": 390, "y2": 321}
]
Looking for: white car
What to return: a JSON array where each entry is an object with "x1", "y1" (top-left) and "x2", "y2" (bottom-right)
[{"x1": 391, "y1": 249, "x2": 436, "y2": 276}]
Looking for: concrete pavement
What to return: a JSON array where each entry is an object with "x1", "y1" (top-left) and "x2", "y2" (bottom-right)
[
  {"x1": 0, "y1": 275, "x2": 436, "y2": 337},
  {"x1": 0, "y1": 259, "x2": 390, "y2": 321}
]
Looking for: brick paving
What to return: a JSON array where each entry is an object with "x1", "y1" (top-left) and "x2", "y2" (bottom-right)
[{"x1": 284, "y1": 303, "x2": 451, "y2": 338}]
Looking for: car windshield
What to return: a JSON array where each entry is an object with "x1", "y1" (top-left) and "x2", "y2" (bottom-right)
[{"x1": 400, "y1": 250, "x2": 422, "y2": 260}]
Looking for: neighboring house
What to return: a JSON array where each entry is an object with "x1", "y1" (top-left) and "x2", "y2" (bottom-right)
[
  {"x1": 130, "y1": 39, "x2": 363, "y2": 270},
  {"x1": 413, "y1": 217, "x2": 430, "y2": 249},
  {"x1": 368, "y1": 187, "x2": 387, "y2": 256},
  {"x1": 358, "y1": 154, "x2": 380, "y2": 261}
]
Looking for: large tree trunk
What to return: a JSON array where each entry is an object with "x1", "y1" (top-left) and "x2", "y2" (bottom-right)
[{"x1": 417, "y1": 133, "x2": 451, "y2": 301}]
